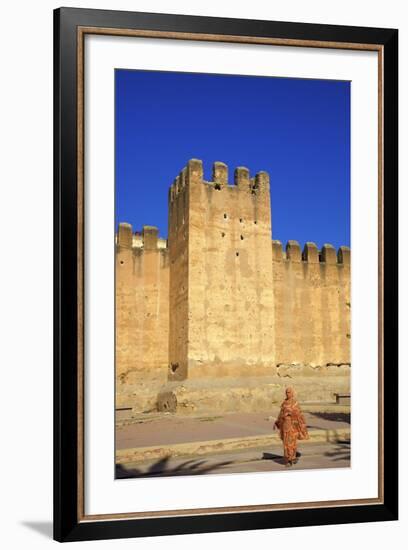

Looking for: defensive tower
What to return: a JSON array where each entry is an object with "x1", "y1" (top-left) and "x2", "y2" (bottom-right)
[{"x1": 168, "y1": 159, "x2": 275, "y2": 381}]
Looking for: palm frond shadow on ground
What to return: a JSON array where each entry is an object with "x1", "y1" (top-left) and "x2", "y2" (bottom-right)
[
  {"x1": 323, "y1": 441, "x2": 351, "y2": 462},
  {"x1": 115, "y1": 456, "x2": 234, "y2": 478},
  {"x1": 309, "y1": 411, "x2": 351, "y2": 423}
]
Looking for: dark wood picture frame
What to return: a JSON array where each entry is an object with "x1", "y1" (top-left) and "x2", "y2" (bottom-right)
[{"x1": 54, "y1": 7, "x2": 398, "y2": 542}]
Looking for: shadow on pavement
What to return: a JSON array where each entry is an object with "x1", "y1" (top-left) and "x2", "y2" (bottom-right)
[
  {"x1": 262, "y1": 451, "x2": 301, "y2": 465},
  {"x1": 116, "y1": 456, "x2": 234, "y2": 478},
  {"x1": 324, "y1": 440, "x2": 351, "y2": 462},
  {"x1": 262, "y1": 452, "x2": 284, "y2": 464},
  {"x1": 309, "y1": 411, "x2": 351, "y2": 423}
]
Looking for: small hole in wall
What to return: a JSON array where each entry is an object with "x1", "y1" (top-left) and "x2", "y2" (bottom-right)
[
  {"x1": 254, "y1": 221, "x2": 257, "y2": 225},
  {"x1": 221, "y1": 232, "x2": 225, "y2": 237},
  {"x1": 120, "y1": 260, "x2": 124, "y2": 265},
  {"x1": 224, "y1": 213, "x2": 227, "y2": 219},
  {"x1": 240, "y1": 235, "x2": 244, "y2": 240},
  {"x1": 170, "y1": 363, "x2": 179, "y2": 373},
  {"x1": 239, "y1": 218, "x2": 243, "y2": 223},
  {"x1": 236, "y1": 252, "x2": 239, "y2": 257}
]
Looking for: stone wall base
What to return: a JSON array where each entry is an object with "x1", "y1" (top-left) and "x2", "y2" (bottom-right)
[
  {"x1": 156, "y1": 372, "x2": 350, "y2": 415},
  {"x1": 116, "y1": 365, "x2": 350, "y2": 416}
]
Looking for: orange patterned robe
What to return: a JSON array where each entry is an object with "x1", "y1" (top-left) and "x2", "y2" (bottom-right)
[{"x1": 275, "y1": 397, "x2": 309, "y2": 464}]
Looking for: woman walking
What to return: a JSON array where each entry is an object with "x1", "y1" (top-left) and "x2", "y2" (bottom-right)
[{"x1": 274, "y1": 387, "x2": 309, "y2": 466}]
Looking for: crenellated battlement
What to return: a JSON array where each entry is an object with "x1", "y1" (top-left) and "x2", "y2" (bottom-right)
[
  {"x1": 116, "y1": 158, "x2": 350, "y2": 390},
  {"x1": 116, "y1": 222, "x2": 168, "y2": 250},
  {"x1": 169, "y1": 159, "x2": 270, "y2": 202},
  {"x1": 272, "y1": 239, "x2": 350, "y2": 265}
]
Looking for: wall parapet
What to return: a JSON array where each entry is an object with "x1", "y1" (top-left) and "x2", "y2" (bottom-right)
[
  {"x1": 169, "y1": 159, "x2": 270, "y2": 201},
  {"x1": 272, "y1": 239, "x2": 351, "y2": 265},
  {"x1": 116, "y1": 222, "x2": 168, "y2": 250}
]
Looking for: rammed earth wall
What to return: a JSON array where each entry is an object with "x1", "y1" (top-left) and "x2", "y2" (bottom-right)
[{"x1": 115, "y1": 159, "x2": 350, "y2": 406}]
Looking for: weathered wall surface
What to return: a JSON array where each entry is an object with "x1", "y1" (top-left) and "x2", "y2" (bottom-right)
[
  {"x1": 168, "y1": 167, "x2": 190, "y2": 381},
  {"x1": 272, "y1": 239, "x2": 351, "y2": 367},
  {"x1": 168, "y1": 159, "x2": 275, "y2": 381},
  {"x1": 115, "y1": 224, "x2": 169, "y2": 406},
  {"x1": 115, "y1": 159, "x2": 351, "y2": 412}
]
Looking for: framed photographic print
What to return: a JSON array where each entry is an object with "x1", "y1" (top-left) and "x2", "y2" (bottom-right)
[{"x1": 53, "y1": 7, "x2": 398, "y2": 542}]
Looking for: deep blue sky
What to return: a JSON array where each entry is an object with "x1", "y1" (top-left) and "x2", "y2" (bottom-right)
[{"x1": 115, "y1": 70, "x2": 350, "y2": 249}]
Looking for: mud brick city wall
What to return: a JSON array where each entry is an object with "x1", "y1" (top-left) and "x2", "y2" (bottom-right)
[
  {"x1": 116, "y1": 224, "x2": 169, "y2": 390},
  {"x1": 115, "y1": 159, "x2": 350, "y2": 394},
  {"x1": 272, "y1": 240, "x2": 350, "y2": 367}
]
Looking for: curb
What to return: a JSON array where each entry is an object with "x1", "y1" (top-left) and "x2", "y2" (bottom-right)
[{"x1": 116, "y1": 428, "x2": 350, "y2": 464}]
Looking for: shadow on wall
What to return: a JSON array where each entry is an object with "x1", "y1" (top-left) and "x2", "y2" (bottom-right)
[
  {"x1": 20, "y1": 521, "x2": 53, "y2": 539},
  {"x1": 115, "y1": 456, "x2": 233, "y2": 479}
]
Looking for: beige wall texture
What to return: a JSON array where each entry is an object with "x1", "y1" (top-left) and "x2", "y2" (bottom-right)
[
  {"x1": 273, "y1": 239, "x2": 350, "y2": 367},
  {"x1": 168, "y1": 159, "x2": 275, "y2": 381},
  {"x1": 115, "y1": 159, "x2": 350, "y2": 406},
  {"x1": 115, "y1": 224, "x2": 169, "y2": 403}
]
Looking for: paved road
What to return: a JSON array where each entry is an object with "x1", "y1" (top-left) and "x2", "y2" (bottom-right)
[
  {"x1": 116, "y1": 440, "x2": 350, "y2": 479},
  {"x1": 116, "y1": 410, "x2": 350, "y2": 450}
]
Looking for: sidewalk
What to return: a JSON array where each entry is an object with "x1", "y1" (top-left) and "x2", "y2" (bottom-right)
[{"x1": 116, "y1": 408, "x2": 350, "y2": 464}]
